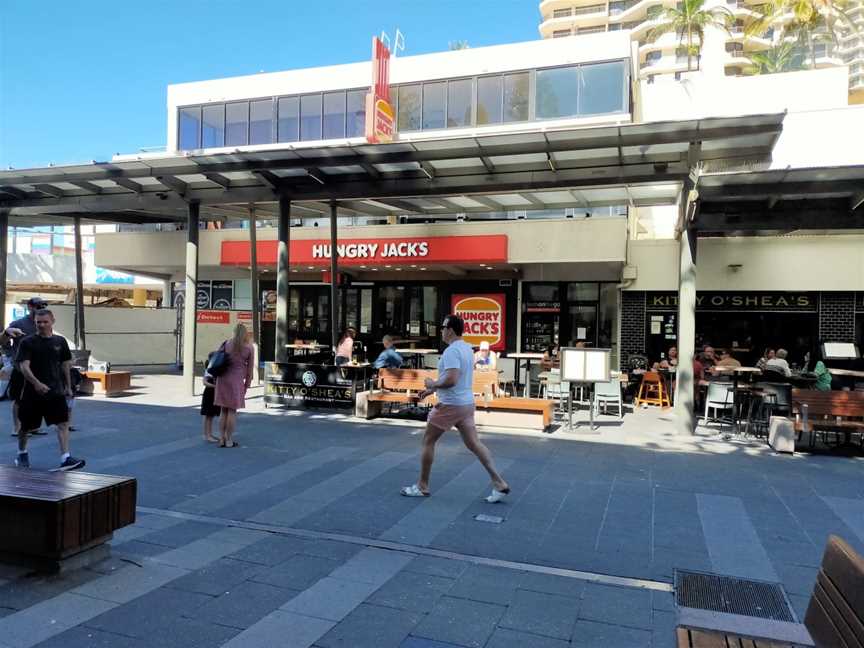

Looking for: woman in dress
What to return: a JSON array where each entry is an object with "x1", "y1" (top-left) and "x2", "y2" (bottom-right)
[
  {"x1": 334, "y1": 327, "x2": 356, "y2": 366},
  {"x1": 214, "y1": 323, "x2": 253, "y2": 448}
]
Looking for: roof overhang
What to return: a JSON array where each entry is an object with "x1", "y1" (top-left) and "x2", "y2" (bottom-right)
[
  {"x1": 0, "y1": 113, "x2": 785, "y2": 227},
  {"x1": 695, "y1": 165, "x2": 864, "y2": 236}
]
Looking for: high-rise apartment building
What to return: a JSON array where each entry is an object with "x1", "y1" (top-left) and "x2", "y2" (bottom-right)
[{"x1": 539, "y1": 0, "x2": 862, "y2": 99}]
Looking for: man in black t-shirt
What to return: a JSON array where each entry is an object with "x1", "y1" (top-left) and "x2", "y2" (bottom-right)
[
  {"x1": 15, "y1": 309, "x2": 85, "y2": 471},
  {"x1": 5, "y1": 297, "x2": 48, "y2": 437}
]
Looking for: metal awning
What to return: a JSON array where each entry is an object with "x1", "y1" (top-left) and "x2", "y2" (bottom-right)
[
  {"x1": 0, "y1": 113, "x2": 785, "y2": 225},
  {"x1": 695, "y1": 164, "x2": 864, "y2": 235}
]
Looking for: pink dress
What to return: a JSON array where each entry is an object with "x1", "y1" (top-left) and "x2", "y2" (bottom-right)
[{"x1": 214, "y1": 341, "x2": 253, "y2": 410}]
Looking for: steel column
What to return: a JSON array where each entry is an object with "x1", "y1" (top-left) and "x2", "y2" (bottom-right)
[
  {"x1": 248, "y1": 204, "x2": 260, "y2": 383},
  {"x1": 183, "y1": 202, "x2": 200, "y2": 396},
  {"x1": 275, "y1": 195, "x2": 291, "y2": 362},
  {"x1": 0, "y1": 209, "x2": 7, "y2": 331},
  {"x1": 329, "y1": 200, "x2": 339, "y2": 352},
  {"x1": 674, "y1": 225, "x2": 698, "y2": 435},
  {"x1": 73, "y1": 216, "x2": 86, "y2": 350}
]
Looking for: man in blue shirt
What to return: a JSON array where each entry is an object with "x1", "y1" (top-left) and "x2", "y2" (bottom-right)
[{"x1": 373, "y1": 335, "x2": 403, "y2": 369}]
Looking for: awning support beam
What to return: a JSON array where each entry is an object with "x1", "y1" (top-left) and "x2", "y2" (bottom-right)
[
  {"x1": 249, "y1": 204, "x2": 261, "y2": 384},
  {"x1": 182, "y1": 202, "x2": 200, "y2": 396},
  {"x1": 73, "y1": 216, "x2": 87, "y2": 351},
  {"x1": 329, "y1": 200, "x2": 339, "y2": 352},
  {"x1": 275, "y1": 195, "x2": 291, "y2": 362}
]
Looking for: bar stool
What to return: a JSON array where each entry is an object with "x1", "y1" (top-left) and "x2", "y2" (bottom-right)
[{"x1": 635, "y1": 371, "x2": 671, "y2": 408}]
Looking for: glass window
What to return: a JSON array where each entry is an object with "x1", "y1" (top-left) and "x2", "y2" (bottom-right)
[
  {"x1": 202, "y1": 104, "x2": 224, "y2": 148},
  {"x1": 477, "y1": 76, "x2": 502, "y2": 125},
  {"x1": 422, "y1": 81, "x2": 446, "y2": 129},
  {"x1": 579, "y1": 61, "x2": 626, "y2": 115},
  {"x1": 447, "y1": 78, "x2": 472, "y2": 127},
  {"x1": 526, "y1": 283, "x2": 560, "y2": 302},
  {"x1": 301, "y1": 94, "x2": 322, "y2": 140},
  {"x1": 567, "y1": 283, "x2": 599, "y2": 301},
  {"x1": 250, "y1": 100, "x2": 273, "y2": 144},
  {"x1": 179, "y1": 107, "x2": 201, "y2": 149},
  {"x1": 397, "y1": 84, "x2": 421, "y2": 131},
  {"x1": 360, "y1": 288, "x2": 372, "y2": 334},
  {"x1": 599, "y1": 283, "x2": 617, "y2": 353},
  {"x1": 503, "y1": 72, "x2": 529, "y2": 122},
  {"x1": 568, "y1": 304, "x2": 597, "y2": 346},
  {"x1": 323, "y1": 91, "x2": 346, "y2": 139},
  {"x1": 346, "y1": 90, "x2": 366, "y2": 137},
  {"x1": 225, "y1": 102, "x2": 248, "y2": 146},
  {"x1": 536, "y1": 66, "x2": 579, "y2": 119},
  {"x1": 277, "y1": 97, "x2": 299, "y2": 143}
]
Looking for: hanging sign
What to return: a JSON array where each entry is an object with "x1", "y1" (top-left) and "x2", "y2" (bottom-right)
[
  {"x1": 365, "y1": 36, "x2": 395, "y2": 144},
  {"x1": 451, "y1": 294, "x2": 506, "y2": 351},
  {"x1": 645, "y1": 291, "x2": 818, "y2": 312}
]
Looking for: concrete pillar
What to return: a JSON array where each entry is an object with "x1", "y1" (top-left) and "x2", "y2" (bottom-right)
[
  {"x1": 0, "y1": 209, "x2": 7, "y2": 331},
  {"x1": 73, "y1": 216, "x2": 87, "y2": 350},
  {"x1": 329, "y1": 200, "x2": 339, "y2": 352},
  {"x1": 674, "y1": 225, "x2": 698, "y2": 435},
  {"x1": 183, "y1": 202, "x2": 200, "y2": 396},
  {"x1": 248, "y1": 204, "x2": 261, "y2": 383},
  {"x1": 275, "y1": 195, "x2": 290, "y2": 363},
  {"x1": 162, "y1": 279, "x2": 172, "y2": 307},
  {"x1": 132, "y1": 288, "x2": 147, "y2": 307}
]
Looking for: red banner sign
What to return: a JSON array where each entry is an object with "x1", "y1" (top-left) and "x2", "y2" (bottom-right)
[
  {"x1": 197, "y1": 310, "x2": 230, "y2": 324},
  {"x1": 221, "y1": 235, "x2": 508, "y2": 267},
  {"x1": 451, "y1": 294, "x2": 506, "y2": 351},
  {"x1": 365, "y1": 36, "x2": 394, "y2": 144}
]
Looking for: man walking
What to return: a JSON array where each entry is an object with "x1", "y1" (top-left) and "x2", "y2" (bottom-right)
[
  {"x1": 5, "y1": 297, "x2": 48, "y2": 436},
  {"x1": 400, "y1": 314, "x2": 509, "y2": 503},
  {"x1": 14, "y1": 309, "x2": 85, "y2": 471}
]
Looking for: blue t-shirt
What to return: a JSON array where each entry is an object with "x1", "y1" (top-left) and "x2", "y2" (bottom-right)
[
  {"x1": 437, "y1": 339, "x2": 475, "y2": 406},
  {"x1": 374, "y1": 347, "x2": 403, "y2": 369}
]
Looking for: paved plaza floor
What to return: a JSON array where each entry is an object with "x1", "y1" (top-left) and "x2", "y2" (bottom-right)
[{"x1": 0, "y1": 373, "x2": 862, "y2": 647}]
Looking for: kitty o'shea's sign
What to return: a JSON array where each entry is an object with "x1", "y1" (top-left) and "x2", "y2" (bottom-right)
[
  {"x1": 451, "y1": 294, "x2": 506, "y2": 352},
  {"x1": 365, "y1": 36, "x2": 394, "y2": 144}
]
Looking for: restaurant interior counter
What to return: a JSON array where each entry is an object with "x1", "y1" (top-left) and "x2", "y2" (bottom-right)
[{"x1": 264, "y1": 362, "x2": 372, "y2": 409}]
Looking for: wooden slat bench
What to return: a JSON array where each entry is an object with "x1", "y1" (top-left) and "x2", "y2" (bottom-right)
[
  {"x1": 80, "y1": 370, "x2": 133, "y2": 396},
  {"x1": 677, "y1": 534, "x2": 864, "y2": 648},
  {"x1": 474, "y1": 396, "x2": 554, "y2": 431},
  {"x1": 0, "y1": 466, "x2": 136, "y2": 569},
  {"x1": 791, "y1": 389, "x2": 864, "y2": 449}
]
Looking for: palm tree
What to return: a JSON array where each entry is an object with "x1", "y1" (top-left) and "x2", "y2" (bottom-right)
[
  {"x1": 747, "y1": 41, "x2": 805, "y2": 72},
  {"x1": 647, "y1": 0, "x2": 735, "y2": 71}
]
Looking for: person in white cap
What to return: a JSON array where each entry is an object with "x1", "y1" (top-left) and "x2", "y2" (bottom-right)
[{"x1": 473, "y1": 340, "x2": 497, "y2": 371}]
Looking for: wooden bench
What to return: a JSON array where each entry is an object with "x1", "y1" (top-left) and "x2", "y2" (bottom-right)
[
  {"x1": 80, "y1": 370, "x2": 133, "y2": 396},
  {"x1": 791, "y1": 389, "x2": 864, "y2": 449},
  {"x1": 0, "y1": 466, "x2": 136, "y2": 570},
  {"x1": 475, "y1": 396, "x2": 554, "y2": 431},
  {"x1": 677, "y1": 534, "x2": 864, "y2": 648}
]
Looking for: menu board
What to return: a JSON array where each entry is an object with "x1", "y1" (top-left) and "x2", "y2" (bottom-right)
[{"x1": 561, "y1": 348, "x2": 611, "y2": 383}]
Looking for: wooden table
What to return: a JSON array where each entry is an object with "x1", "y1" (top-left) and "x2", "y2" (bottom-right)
[
  {"x1": 0, "y1": 466, "x2": 136, "y2": 567},
  {"x1": 507, "y1": 352, "x2": 545, "y2": 398},
  {"x1": 828, "y1": 368, "x2": 864, "y2": 378},
  {"x1": 81, "y1": 370, "x2": 132, "y2": 396}
]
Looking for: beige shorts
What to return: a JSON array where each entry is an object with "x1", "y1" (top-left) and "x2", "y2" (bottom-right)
[{"x1": 427, "y1": 404, "x2": 476, "y2": 431}]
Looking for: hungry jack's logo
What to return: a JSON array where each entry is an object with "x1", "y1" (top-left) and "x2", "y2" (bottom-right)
[{"x1": 452, "y1": 295, "x2": 506, "y2": 351}]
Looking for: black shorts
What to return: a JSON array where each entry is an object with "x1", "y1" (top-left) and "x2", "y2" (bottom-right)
[
  {"x1": 8, "y1": 370, "x2": 24, "y2": 402},
  {"x1": 19, "y1": 391, "x2": 69, "y2": 431},
  {"x1": 200, "y1": 386, "x2": 221, "y2": 418}
]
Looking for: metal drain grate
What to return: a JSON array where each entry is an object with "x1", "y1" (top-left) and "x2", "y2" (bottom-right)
[{"x1": 675, "y1": 570, "x2": 796, "y2": 623}]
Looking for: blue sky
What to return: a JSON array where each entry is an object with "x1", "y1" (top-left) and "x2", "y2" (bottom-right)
[{"x1": 0, "y1": 0, "x2": 539, "y2": 170}]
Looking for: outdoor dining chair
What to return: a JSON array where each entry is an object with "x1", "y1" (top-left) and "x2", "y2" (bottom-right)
[
  {"x1": 703, "y1": 381, "x2": 734, "y2": 430},
  {"x1": 593, "y1": 380, "x2": 624, "y2": 418}
]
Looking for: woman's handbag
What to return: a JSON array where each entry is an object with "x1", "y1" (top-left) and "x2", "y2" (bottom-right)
[{"x1": 206, "y1": 343, "x2": 231, "y2": 377}]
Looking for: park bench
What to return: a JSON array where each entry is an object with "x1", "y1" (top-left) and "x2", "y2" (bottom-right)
[
  {"x1": 79, "y1": 370, "x2": 133, "y2": 396},
  {"x1": 791, "y1": 389, "x2": 864, "y2": 449},
  {"x1": 0, "y1": 466, "x2": 136, "y2": 570},
  {"x1": 357, "y1": 368, "x2": 553, "y2": 430},
  {"x1": 677, "y1": 534, "x2": 864, "y2": 648}
]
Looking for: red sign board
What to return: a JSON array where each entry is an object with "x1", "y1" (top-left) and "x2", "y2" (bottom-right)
[
  {"x1": 365, "y1": 36, "x2": 394, "y2": 144},
  {"x1": 197, "y1": 310, "x2": 230, "y2": 324},
  {"x1": 451, "y1": 294, "x2": 506, "y2": 351},
  {"x1": 221, "y1": 235, "x2": 508, "y2": 267}
]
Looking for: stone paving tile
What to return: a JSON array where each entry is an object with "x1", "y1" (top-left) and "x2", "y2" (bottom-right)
[
  {"x1": 498, "y1": 589, "x2": 580, "y2": 640},
  {"x1": 399, "y1": 638, "x2": 463, "y2": 648},
  {"x1": 485, "y1": 627, "x2": 570, "y2": 648},
  {"x1": 446, "y1": 564, "x2": 522, "y2": 606},
  {"x1": 327, "y1": 547, "x2": 415, "y2": 586},
  {"x1": 280, "y1": 577, "x2": 380, "y2": 622},
  {"x1": 651, "y1": 590, "x2": 675, "y2": 613},
  {"x1": 134, "y1": 521, "x2": 222, "y2": 549},
  {"x1": 0, "y1": 569, "x2": 104, "y2": 612},
  {"x1": 71, "y1": 561, "x2": 188, "y2": 605},
  {"x1": 652, "y1": 610, "x2": 677, "y2": 648},
  {"x1": 315, "y1": 603, "x2": 423, "y2": 648},
  {"x1": 569, "y1": 619, "x2": 652, "y2": 648},
  {"x1": 222, "y1": 609, "x2": 335, "y2": 648},
  {"x1": 130, "y1": 614, "x2": 239, "y2": 648},
  {"x1": 167, "y1": 557, "x2": 265, "y2": 596},
  {"x1": 578, "y1": 582, "x2": 652, "y2": 630},
  {"x1": 403, "y1": 555, "x2": 468, "y2": 580},
  {"x1": 367, "y1": 571, "x2": 455, "y2": 613},
  {"x1": 31, "y1": 626, "x2": 149, "y2": 648},
  {"x1": 251, "y1": 554, "x2": 342, "y2": 590},
  {"x1": 517, "y1": 571, "x2": 586, "y2": 599},
  {"x1": 225, "y1": 534, "x2": 310, "y2": 566},
  {"x1": 412, "y1": 596, "x2": 506, "y2": 648},
  {"x1": 194, "y1": 580, "x2": 301, "y2": 629},
  {"x1": 0, "y1": 593, "x2": 116, "y2": 648},
  {"x1": 84, "y1": 587, "x2": 213, "y2": 636}
]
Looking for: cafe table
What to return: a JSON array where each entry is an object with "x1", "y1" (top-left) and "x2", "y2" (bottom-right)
[
  {"x1": 710, "y1": 366, "x2": 762, "y2": 432},
  {"x1": 828, "y1": 368, "x2": 864, "y2": 379},
  {"x1": 395, "y1": 348, "x2": 438, "y2": 369},
  {"x1": 507, "y1": 352, "x2": 545, "y2": 398}
]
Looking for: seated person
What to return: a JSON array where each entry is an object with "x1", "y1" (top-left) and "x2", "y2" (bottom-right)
[
  {"x1": 473, "y1": 341, "x2": 497, "y2": 371},
  {"x1": 700, "y1": 345, "x2": 716, "y2": 370},
  {"x1": 661, "y1": 346, "x2": 678, "y2": 368},
  {"x1": 756, "y1": 348, "x2": 775, "y2": 371},
  {"x1": 765, "y1": 348, "x2": 792, "y2": 377},
  {"x1": 373, "y1": 335, "x2": 403, "y2": 369},
  {"x1": 542, "y1": 343, "x2": 560, "y2": 370},
  {"x1": 714, "y1": 349, "x2": 741, "y2": 369}
]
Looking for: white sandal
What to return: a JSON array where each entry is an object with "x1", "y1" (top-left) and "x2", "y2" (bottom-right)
[
  {"x1": 400, "y1": 484, "x2": 430, "y2": 497},
  {"x1": 485, "y1": 488, "x2": 510, "y2": 504}
]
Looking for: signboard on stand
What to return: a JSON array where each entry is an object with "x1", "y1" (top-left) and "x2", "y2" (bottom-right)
[
  {"x1": 560, "y1": 347, "x2": 612, "y2": 431},
  {"x1": 365, "y1": 36, "x2": 395, "y2": 144}
]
